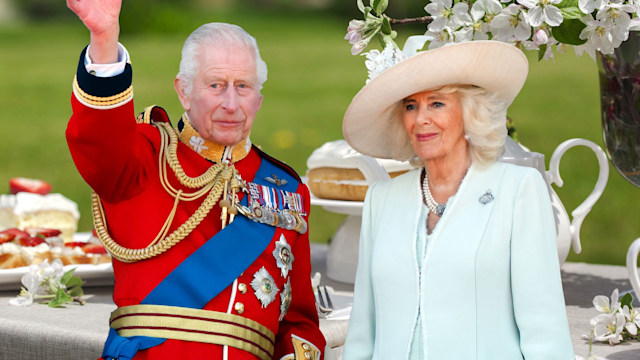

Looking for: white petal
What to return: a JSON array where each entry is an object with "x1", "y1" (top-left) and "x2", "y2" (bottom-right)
[
  {"x1": 425, "y1": 3, "x2": 440, "y2": 16},
  {"x1": 473, "y1": 31, "x2": 490, "y2": 40},
  {"x1": 517, "y1": 0, "x2": 538, "y2": 9},
  {"x1": 515, "y1": 19, "x2": 533, "y2": 40},
  {"x1": 543, "y1": 5, "x2": 563, "y2": 26},
  {"x1": 527, "y1": 7, "x2": 545, "y2": 27},
  {"x1": 470, "y1": 2, "x2": 486, "y2": 21},
  {"x1": 9, "y1": 295, "x2": 33, "y2": 307},
  {"x1": 626, "y1": 322, "x2": 638, "y2": 335},
  {"x1": 429, "y1": 17, "x2": 449, "y2": 32},
  {"x1": 593, "y1": 295, "x2": 611, "y2": 312},
  {"x1": 455, "y1": 27, "x2": 474, "y2": 42},
  {"x1": 579, "y1": 0, "x2": 596, "y2": 14},
  {"x1": 486, "y1": 0, "x2": 504, "y2": 14},
  {"x1": 611, "y1": 289, "x2": 619, "y2": 304}
]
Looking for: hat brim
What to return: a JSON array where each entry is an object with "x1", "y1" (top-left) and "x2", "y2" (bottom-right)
[{"x1": 342, "y1": 41, "x2": 529, "y2": 160}]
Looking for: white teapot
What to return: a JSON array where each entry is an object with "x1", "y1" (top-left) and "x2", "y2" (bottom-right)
[{"x1": 499, "y1": 137, "x2": 609, "y2": 264}]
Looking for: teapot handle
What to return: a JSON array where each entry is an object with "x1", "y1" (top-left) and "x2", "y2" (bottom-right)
[
  {"x1": 627, "y1": 239, "x2": 640, "y2": 302},
  {"x1": 546, "y1": 139, "x2": 609, "y2": 254}
]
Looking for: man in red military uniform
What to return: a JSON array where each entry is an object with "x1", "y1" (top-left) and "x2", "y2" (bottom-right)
[{"x1": 65, "y1": 1, "x2": 326, "y2": 359}]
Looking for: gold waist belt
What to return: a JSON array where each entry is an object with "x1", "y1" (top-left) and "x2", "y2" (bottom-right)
[{"x1": 110, "y1": 304, "x2": 275, "y2": 360}]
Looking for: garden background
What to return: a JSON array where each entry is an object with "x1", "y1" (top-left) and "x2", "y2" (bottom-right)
[{"x1": 0, "y1": 0, "x2": 638, "y2": 265}]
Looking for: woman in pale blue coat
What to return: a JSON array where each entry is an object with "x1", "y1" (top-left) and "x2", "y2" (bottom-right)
[{"x1": 341, "y1": 41, "x2": 574, "y2": 359}]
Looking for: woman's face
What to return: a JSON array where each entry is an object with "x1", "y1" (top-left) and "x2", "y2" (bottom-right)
[{"x1": 402, "y1": 89, "x2": 467, "y2": 162}]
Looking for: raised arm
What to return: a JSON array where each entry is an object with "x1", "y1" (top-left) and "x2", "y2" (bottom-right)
[{"x1": 67, "y1": 0, "x2": 121, "y2": 64}]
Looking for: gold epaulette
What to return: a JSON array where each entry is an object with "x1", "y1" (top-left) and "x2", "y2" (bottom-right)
[{"x1": 136, "y1": 105, "x2": 157, "y2": 124}]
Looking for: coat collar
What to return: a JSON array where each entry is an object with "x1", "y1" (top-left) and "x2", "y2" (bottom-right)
[{"x1": 177, "y1": 115, "x2": 250, "y2": 163}]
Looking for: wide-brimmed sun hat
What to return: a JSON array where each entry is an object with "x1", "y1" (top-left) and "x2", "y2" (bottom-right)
[{"x1": 342, "y1": 40, "x2": 529, "y2": 161}]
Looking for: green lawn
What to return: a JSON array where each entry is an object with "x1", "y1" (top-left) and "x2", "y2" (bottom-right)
[{"x1": 1, "y1": 10, "x2": 638, "y2": 266}]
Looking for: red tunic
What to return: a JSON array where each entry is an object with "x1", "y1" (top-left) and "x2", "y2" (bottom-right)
[{"x1": 66, "y1": 48, "x2": 325, "y2": 360}]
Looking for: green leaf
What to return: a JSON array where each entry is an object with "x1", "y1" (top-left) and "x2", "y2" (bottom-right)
[
  {"x1": 66, "y1": 276, "x2": 84, "y2": 297},
  {"x1": 60, "y1": 267, "x2": 77, "y2": 285},
  {"x1": 560, "y1": 7, "x2": 585, "y2": 19},
  {"x1": 375, "y1": 0, "x2": 388, "y2": 14},
  {"x1": 47, "y1": 288, "x2": 72, "y2": 308},
  {"x1": 357, "y1": 0, "x2": 365, "y2": 12},
  {"x1": 381, "y1": 17, "x2": 392, "y2": 35},
  {"x1": 557, "y1": 0, "x2": 579, "y2": 8},
  {"x1": 620, "y1": 293, "x2": 634, "y2": 308},
  {"x1": 551, "y1": 19, "x2": 587, "y2": 45},
  {"x1": 538, "y1": 44, "x2": 547, "y2": 61}
]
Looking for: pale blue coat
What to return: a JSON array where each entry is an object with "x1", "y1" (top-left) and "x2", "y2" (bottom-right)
[{"x1": 342, "y1": 162, "x2": 574, "y2": 360}]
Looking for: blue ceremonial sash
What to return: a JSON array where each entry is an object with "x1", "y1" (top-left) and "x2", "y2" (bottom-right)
[{"x1": 102, "y1": 157, "x2": 299, "y2": 360}]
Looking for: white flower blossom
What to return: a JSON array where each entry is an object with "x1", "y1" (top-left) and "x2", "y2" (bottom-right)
[
  {"x1": 593, "y1": 288, "x2": 621, "y2": 314},
  {"x1": 425, "y1": 0, "x2": 473, "y2": 32},
  {"x1": 595, "y1": 2, "x2": 634, "y2": 44},
  {"x1": 424, "y1": 26, "x2": 455, "y2": 49},
  {"x1": 9, "y1": 259, "x2": 65, "y2": 307},
  {"x1": 518, "y1": 0, "x2": 564, "y2": 27},
  {"x1": 621, "y1": 305, "x2": 640, "y2": 335},
  {"x1": 455, "y1": 1, "x2": 496, "y2": 41},
  {"x1": 592, "y1": 312, "x2": 626, "y2": 344},
  {"x1": 579, "y1": 0, "x2": 607, "y2": 15},
  {"x1": 363, "y1": 44, "x2": 406, "y2": 82},
  {"x1": 9, "y1": 271, "x2": 40, "y2": 306},
  {"x1": 491, "y1": 4, "x2": 532, "y2": 42},
  {"x1": 580, "y1": 15, "x2": 619, "y2": 55}
]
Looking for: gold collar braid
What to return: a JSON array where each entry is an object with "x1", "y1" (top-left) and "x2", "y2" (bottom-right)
[
  {"x1": 92, "y1": 122, "x2": 243, "y2": 263},
  {"x1": 177, "y1": 115, "x2": 250, "y2": 164}
]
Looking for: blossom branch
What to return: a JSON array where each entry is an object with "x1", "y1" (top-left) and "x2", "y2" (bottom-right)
[{"x1": 387, "y1": 15, "x2": 433, "y2": 25}]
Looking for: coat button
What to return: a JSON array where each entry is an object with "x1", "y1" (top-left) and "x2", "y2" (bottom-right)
[
  {"x1": 302, "y1": 343, "x2": 310, "y2": 351},
  {"x1": 304, "y1": 351, "x2": 311, "y2": 359},
  {"x1": 89, "y1": 70, "x2": 96, "y2": 75},
  {"x1": 238, "y1": 283, "x2": 247, "y2": 294},
  {"x1": 234, "y1": 302, "x2": 245, "y2": 314}
]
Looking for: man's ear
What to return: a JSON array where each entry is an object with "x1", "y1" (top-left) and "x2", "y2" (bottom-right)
[{"x1": 174, "y1": 77, "x2": 191, "y2": 111}]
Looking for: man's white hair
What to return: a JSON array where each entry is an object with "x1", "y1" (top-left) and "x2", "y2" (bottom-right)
[{"x1": 177, "y1": 23, "x2": 268, "y2": 95}]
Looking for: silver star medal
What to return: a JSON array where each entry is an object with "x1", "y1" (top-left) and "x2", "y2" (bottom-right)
[
  {"x1": 479, "y1": 190, "x2": 494, "y2": 205},
  {"x1": 273, "y1": 234, "x2": 295, "y2": 278},
  {"x1": 251, "y1": 267, "x2": 280, "y2": 308},
  {"x1": 279, "y1": 278, "x2": 292, "y2": 321}
]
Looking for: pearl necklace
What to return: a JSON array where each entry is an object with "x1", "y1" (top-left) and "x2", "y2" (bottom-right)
[{"x1": 422, "y1": 168, "x2": 446, "y2": 216}]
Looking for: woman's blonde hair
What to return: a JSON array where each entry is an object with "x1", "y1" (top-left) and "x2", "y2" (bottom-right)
[{"x1": 429, "y1": 84, "x2": 509, "y2": 166}]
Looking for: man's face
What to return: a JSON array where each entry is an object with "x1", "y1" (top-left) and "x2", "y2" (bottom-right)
[{"x1": 175, "y1": 44, "x2": 263, "y2": 146}]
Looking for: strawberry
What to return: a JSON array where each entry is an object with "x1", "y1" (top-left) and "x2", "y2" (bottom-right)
[
  {"x1": 9, "y1": 177, "x2": 52, "y2": 195},
  {"x1": 64, "y1": 242, "x2": 87, "y2": 248},
  {"x1": 19, "y1": 236, "x2": 46, "y2": 247},
  {"x1": 25, "y1": 227, "x2": 62, "y2": 238},
  {"x1": 0, "y1": 232, "x2": 15, "y2": 245},
  {"x1": 0, "y1": 228, "x2": 30, "y2": 240},
  {"x1": 82, "y1": 243, "x2": 108, "y2": 254}
]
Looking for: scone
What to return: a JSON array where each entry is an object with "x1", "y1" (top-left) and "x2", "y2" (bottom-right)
[{"x1": 306, "y1": 140, "x2": 415, "y2": 201}]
